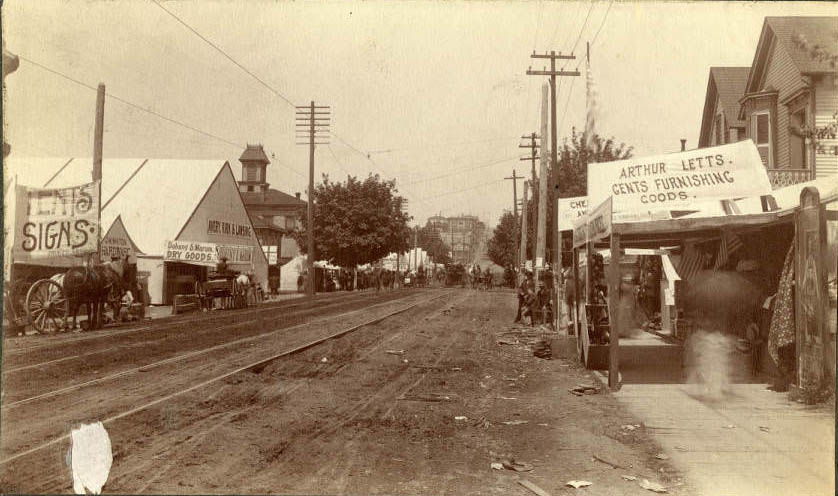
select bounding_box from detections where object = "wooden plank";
[518,479,552,496]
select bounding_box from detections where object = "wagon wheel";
[26,279,68,333]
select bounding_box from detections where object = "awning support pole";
[608,232,621,390]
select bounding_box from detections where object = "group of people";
[467,264,494,290]
[514,268,554,327]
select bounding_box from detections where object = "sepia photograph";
[1,1,836,494]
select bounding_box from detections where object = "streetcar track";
[3,290,378,355]
[2,291,430,409]
[0,290,453,467]
[2,290,409,372]
[3,346,118,374]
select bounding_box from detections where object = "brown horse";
[57,256,134,330]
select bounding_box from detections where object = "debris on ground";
[759,426,771,432]
[622,475,638,481]
[397,393,450,402]
[402,359,409,363]
[592,454,627,469]
[490,462,504,470]
[639,479,668,493]
[451,367,462,371]
[501,459,534,472]
[621,424,640,431]
[385,349,405,355]
[569,384,600,396]
[518,479,553,496]
[533,339,552,359]
[566,480,592,488]
[501,420,528,425]
[654,453,669,460]
[497,338,519,345]
[472,417,491,429]
[723,424,736,429]
[498,396,517,400]
[454,416,468,421]
[320,357,328,363]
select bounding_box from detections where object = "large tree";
[294,174,412,270]
[487,211,518,269]
[522,129,633,264]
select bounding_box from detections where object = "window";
[789,106,808,169]
[751,111,772,167]
[246,166,258,181]
[285,217,296,229]
[247,186,254,192]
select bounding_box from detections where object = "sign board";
[164,240,217,266]
[207,219,253,239]
[587,196,613,243]
[216,244,253,265]
[587,140,772,213]
[13,181,100,260]
[558,196,588,232]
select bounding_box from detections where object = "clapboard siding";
[815,77,838,178]
[763,37,808,170]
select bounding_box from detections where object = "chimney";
[295,192,301,200]
[680,139,687,152]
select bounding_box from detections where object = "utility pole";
[518,132,539,279]
[92,83,105,264]
[527,50,580,328]
[519,181,529,274]
[413,225,419,271]
[504,170,523,279]
[296,101,330,297]
[535,83,549,289]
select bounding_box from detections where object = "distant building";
[426,214,486,264]
[236,144,306,265]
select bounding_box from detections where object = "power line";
[18,55,245,150]
[150,0,296,108]
[570,1,595,55]
[557,77,577,137]
[590,0,615,46]
[414,178,505,204]
[403,156,518,186]
[365,136,519,155]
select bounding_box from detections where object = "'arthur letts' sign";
[587,140,771,212]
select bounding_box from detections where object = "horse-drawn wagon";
[4,257,135,335]
[196,270,249,310]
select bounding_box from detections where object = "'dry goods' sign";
[13,181,100,260]
[587,140,772,212]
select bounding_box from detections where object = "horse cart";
[4,265,68,334]
[196,271,249,311]
[4,259,135,335]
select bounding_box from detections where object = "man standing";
[514,271,532,323]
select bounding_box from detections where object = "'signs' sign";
[587,140,772,212]
[13,181,100,260]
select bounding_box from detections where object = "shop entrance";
[163,262,207,305]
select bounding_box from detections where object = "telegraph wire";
[570,1,595,55]
[413,178,505,204]
[18,55,245,150]
[150,0,295,108]
[404,156,518,186]
[590,0,615,46]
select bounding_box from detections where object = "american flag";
[714,231,743,270]
[678,242,710,281]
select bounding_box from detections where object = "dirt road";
[1,289,686,494]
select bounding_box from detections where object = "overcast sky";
[4,1,835,227]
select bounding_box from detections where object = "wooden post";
[92,83,105,264]
[572,246,580,337]
[608,232,621,390]
[535,83,549,289]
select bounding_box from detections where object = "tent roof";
[7,156,229,255]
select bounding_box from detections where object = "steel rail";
[0,290,453,467]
